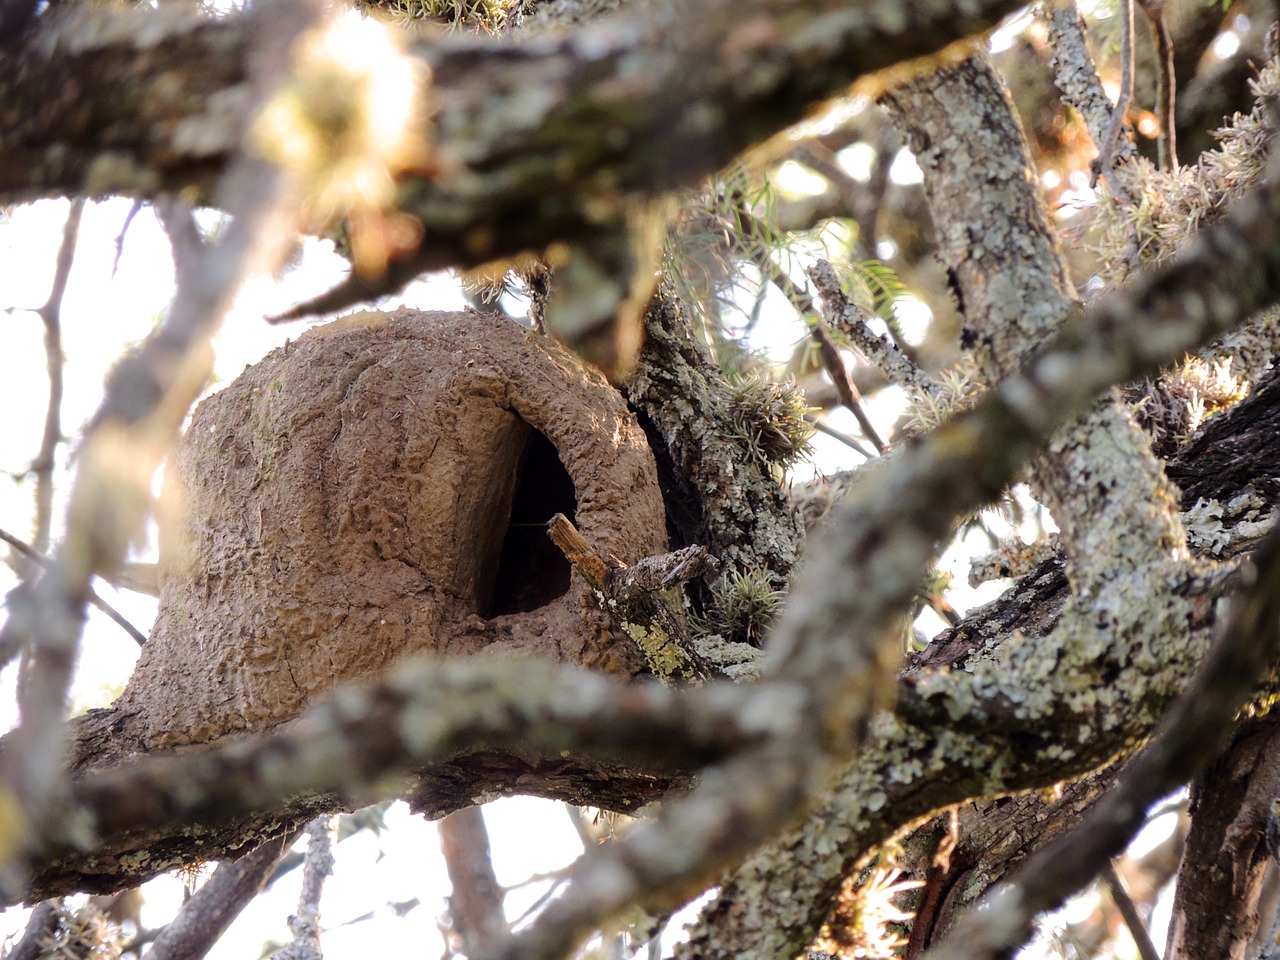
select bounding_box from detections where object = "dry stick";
[1102,862,1161,960]
[1091,0,1136,189]
[546,513,718,684]
[1137,0,1177,172]
[0,0,328,897]
[809,321,888,454]
[440,807,507,955]
[0,528,146,647]
[144,832,298,960]
[921,519,1280,960]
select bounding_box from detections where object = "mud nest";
[113,309,667,750]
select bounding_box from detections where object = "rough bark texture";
[1163,711,1280,960]
[628,284,803,598]
[108,307,665,751]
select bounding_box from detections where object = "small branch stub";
[546,514,720,684]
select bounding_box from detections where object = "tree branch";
[0,0,1028,315]
[440,808,507,955]
[144,832,297,960]
[921,516,1280,960]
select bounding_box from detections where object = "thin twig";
[725,204,894,450]
[1091,0,1136,189]
[30,199,83,562]
[110,200,145,278]
[803,415,875,459]
[809,320,888,454]
[1102,862,1161,960]
[0,528,147,647]
[1042,1,1136,205]
[808,259,935,396]
[1136,0,1176,172]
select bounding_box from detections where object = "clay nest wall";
[110,308,667,752]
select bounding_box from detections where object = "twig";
[808,259,935,397]
[145,832,297,960]
[809,321,888,454]
[1102,862,1161,960]
[0,528,147,648]
[1136,0,1177,172]
[804,415,875,459]
[266,803,392,889]
[1042,2,1137,205]
[1091,0,1136,189]
[724,203,894,450]
[272,817,337,960]
[30,199,83,563]
[440,807,507,955]
[110,200,145,278]
[920,518,1280,960]
[546,514,719,683]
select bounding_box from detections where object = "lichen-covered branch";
[922,518,1280,960]
[272,817,336,960]
[0,0,1028,304]
[808,258,936,395]
[18,657,781,902]
[1041,0,1140,204]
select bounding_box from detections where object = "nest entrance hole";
[483,425,578,618]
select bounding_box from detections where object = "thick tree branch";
[1161,710,1280,959]
[922,517,1280,960]
[13,658,778,902]
[0,0,1028,312]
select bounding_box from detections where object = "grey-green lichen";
[626,284,804,602]
[1184,490,1277,558]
